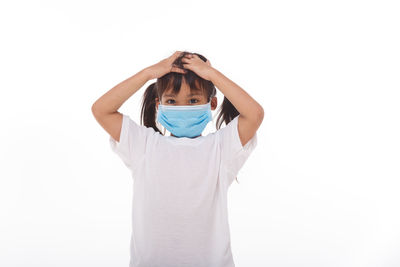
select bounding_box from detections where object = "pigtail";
[215,96,240,130]
[140,82,163,135]
[215,96,241,184]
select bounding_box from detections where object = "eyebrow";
[164,93,203,97]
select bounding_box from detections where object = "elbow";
[255,105,264,123]
[258,106,264,119]
[91,102,103,117]
[92,102,118,118]
[91,103,98,114]
[243,105,264,125]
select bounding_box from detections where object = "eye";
[190,99,199,104]
[166,99,175,104]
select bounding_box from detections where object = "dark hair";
[139,51,241,183]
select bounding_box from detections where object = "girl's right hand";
[146,51,187,80]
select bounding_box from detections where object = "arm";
[91,68,152,142]
[209,68,264,146]
[91,67,151,116]
[91,51,187,142]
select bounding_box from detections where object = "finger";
[171,66,187,73]
[171,69,186,74]
[172,51,183,58]
[171,65,183,70]
[181,57,191,63]
[182,63,191,70]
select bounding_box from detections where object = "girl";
[91,51,263,267]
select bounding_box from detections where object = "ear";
[210,96,217,110]
[155,97,160,110]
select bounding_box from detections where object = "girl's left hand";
[181,54,214,81]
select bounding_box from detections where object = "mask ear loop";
[209,97,218,132]
[155,98,167,136]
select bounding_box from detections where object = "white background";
[1,0,399,266]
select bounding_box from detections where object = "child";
[91,51,263,267]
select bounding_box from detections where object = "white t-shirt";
[109,113,258,267]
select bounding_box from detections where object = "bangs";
[163,75,206,97]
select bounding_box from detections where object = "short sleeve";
[218,115,258,183]
[109,114,156,173]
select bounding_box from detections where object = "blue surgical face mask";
[157,102,213,138]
